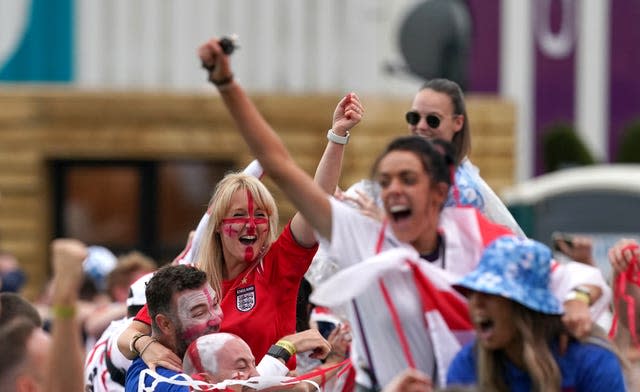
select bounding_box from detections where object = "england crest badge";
[236,285,256,312]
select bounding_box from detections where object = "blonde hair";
[194,173,278,297]
[477,302,627,392]
[477,303,562,391]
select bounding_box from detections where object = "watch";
[327,129,350,145]
[267,344,292,363]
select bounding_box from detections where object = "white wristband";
[327,129,350,145]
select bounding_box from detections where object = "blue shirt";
[125,357,189,392]
[446,340,626,391]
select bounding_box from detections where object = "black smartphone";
[317,320,338,339]
[552,232,574,252]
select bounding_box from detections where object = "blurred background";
[1,0,639,297]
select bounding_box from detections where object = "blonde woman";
[447,236,626,391]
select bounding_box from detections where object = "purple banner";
[467,0,500,93]
[609,1,640,160]
[534,0,577,174]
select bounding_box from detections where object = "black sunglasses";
[405,111,441,128]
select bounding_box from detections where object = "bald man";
[183,329,331,384]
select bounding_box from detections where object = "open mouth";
[239,235,257,245]
[389,205,412,222]
[474,315,495,339]
[479,319,494,332]
[473,316,494,333]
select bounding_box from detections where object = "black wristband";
[267,344,291,363]
[130,333,148,355]
[210,73,234,87]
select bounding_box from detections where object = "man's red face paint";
[177,285,223,345]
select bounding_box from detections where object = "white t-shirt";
[84,317,132,392]
[315,198,611,388]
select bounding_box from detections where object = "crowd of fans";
[0,36,638,392]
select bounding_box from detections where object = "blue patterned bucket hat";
[454,235,562,315]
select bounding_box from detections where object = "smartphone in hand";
[316,320,338,339]
[552,232,574,252]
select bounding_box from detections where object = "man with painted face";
[124,264,223,392]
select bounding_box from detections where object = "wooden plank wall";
[0,88,515,298]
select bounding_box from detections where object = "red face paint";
[186,341,206,374]
[243,190,256,262]
[222,223,240,237]
[220,190,269,263]
[177,286,222,345]
[181,321,219,343]
[203,285,216,308]
[244,247,254,262]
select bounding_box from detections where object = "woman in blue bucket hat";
[447,235,627,391]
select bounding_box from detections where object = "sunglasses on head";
[405,111,441,128]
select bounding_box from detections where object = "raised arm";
[289,93,364,246]
[198,37,335,240]
[48,239,88,392]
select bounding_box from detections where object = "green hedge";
[542,122,596,173]
[616,120,640,163]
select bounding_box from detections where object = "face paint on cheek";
[181,324,212,344]
[203,287,223,327]
[221,222,241,238]
[221,190,270,263]
[176,287,222,343]
[181,315,223,342]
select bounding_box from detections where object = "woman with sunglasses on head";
[447,235,627,391]
[115,92,364,373]
[198,36,612,390]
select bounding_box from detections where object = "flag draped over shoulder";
[311,247,474,387]
[311,206,515,386]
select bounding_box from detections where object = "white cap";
[126,272,155,308]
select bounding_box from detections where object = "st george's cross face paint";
[220,189,270,263]
[175,284,223,351]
